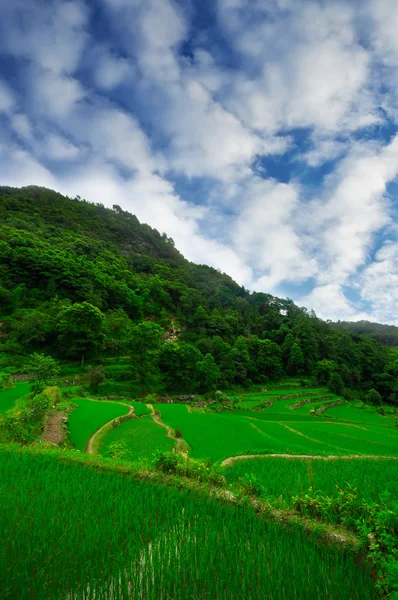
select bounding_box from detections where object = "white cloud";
[94,54,131,89]
[219,1,374,136]
[0,80,15,114]
[356,241,398,325]
[3,0,398,323]
[45,134,80,160]
[11,114,33,139]
[311,136,398,285]
[0,0,89,75]
[300,284,369,322]
[230,176,318,290]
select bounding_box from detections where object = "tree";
[366,388,382,406]
[328,372,345,396]
[128,321,164,393]
[159,342,202,392]
[287,343,305,375]
[315,360,336,384]
[256,339,283,381]
[103,308,132,354]
[57,302,104,364]
[197,353,220,392]
[29,353,60,395]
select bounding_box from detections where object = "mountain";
[0,185,396,403]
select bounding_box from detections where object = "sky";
[1,0,398,324]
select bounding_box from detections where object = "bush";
[153,450,181,473]
[153,451,226,486]
[366,388,382,406]
[1,386,60,444]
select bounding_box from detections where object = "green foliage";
[1,386,60,443]
[366,388,382,406]
[315,359,336,384]
[0,186,394,402]
[153,449,181,473]
[129,321,164,393]
[29,352,60,394]
[328,372,345,395]
[0,374,13,390]
[288,343,305,375]
[57,302,105,362]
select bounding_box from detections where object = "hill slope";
[0,185,396,403]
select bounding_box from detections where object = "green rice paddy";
[225,456,398,506]
[68,399,129,451]
[0,447,376,600]
[101,415,174,461]
[0,383,30,414]
[154,399,398,461]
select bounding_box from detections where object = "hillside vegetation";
[0,185,397,405]
[1,186,398,599]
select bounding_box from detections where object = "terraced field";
[224,456,398,506]
[0,383,30,414]
[0,447,375,600]
[325,404,394,425]
[154,388,398,462]
[101,415,174,461]
[68,399,129,451]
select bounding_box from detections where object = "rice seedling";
[0,382,30,414]
[325,404,395,425]
[101,415,174,461]
[68,398,129,451]
[154,404,276,460]
[293,422,398,456]
[0,447,376,600]
[225,456,398,506]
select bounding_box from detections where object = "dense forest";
[330,320,398,347]
[1,185,397,404]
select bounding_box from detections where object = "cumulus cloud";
[1,0,398,322]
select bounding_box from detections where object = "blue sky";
[1,0,398,323]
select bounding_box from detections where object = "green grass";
[68,399,129,451]
[0,446,376,600]
[0,383,30,414]
[101,416,173,461]
[224,456,398,506]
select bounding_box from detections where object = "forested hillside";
[330,320,398,347]
[1,185,397,404]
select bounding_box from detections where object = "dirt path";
[221,453,398,467]
[41,411,66,445]
[85,400,135,455]
[147,404,188,455]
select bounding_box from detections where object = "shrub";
[153,450,181,473]
[366,389,382,406]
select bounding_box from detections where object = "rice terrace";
[0,186,398,599]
